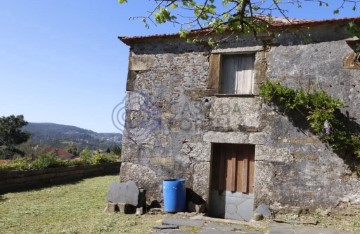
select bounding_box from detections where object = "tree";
[65,143,79,157]
[119,0,359,36]
[111,146,122,156]
[0,115,31,159]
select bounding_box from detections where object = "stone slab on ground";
[162,217,204,228]
[168,231,192,234]
[107,181,139,206]
[255,203,272,217]
[153,225,179,230]
[269,223,352,234]
[199,229,244,234]
[199,222,244,233]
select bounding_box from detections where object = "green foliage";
[65,144,79,156]
[260,81,360,167]
[347,21,360,52]
[0,151,118,171]
[111,146,122,156]
[91,153,118,165]
[118,0,359,41]
[30,153,67,170]
[79,148,118,165]
[0,157,31,170]
[0,115,30,159]
[79,148,93,163]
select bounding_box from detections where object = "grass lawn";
[0,175,168,234]
[2,175,359,233]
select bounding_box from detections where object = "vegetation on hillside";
[0,115,122,171]
[23,122,122,152]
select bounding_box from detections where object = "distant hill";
[23,122,122,150]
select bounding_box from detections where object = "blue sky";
[0,1,358,133]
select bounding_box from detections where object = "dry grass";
[274,211,360,233]
[0,175,169,234]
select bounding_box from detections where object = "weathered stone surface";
[269,223,340,234]
[255,204,272,217]
[192,162,210,201]
[209,97,262,131]
[162,217,204,227]
[120,162,160,201]
[129,55,155,71]
[107,181,139,206]
[255,145,292,163]
[120,24,360,215]
[153,225,179,230]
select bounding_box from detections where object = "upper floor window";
[220,54,255,95]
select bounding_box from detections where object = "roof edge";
[119,17,360,46]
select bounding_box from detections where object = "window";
[220,54,255,94]
[207,53,256,95]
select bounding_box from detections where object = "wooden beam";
[242,155,249,193]
[230,156,237,192]
[207,54,221,91]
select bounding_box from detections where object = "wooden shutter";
[208,54,221,91]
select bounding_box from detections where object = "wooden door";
[209,143,255,221]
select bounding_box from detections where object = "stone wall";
[0,162,121,194]
[120,23,360,212]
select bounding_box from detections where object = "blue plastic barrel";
[163,179,186,212]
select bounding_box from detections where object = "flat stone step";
[162,217,204,228]
[168,231,192,234]
[269,223,344,234]
[153,224,179,230]
[199,222,244,233]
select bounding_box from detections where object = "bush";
[90,153,118,165]
[30,153,66,170]
[79,148,93,163]
[0,157,30,170]
[0,150,119,171]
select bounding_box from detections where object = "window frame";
[219,53,256,95]
[208,50,264,97]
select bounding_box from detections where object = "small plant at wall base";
[260,81,360,171]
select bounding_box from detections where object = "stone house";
[119,17,360,221]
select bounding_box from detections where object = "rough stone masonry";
[119,18,360,214]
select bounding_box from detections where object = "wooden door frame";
[208,143,256,219]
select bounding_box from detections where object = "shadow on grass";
[0,195,7,202]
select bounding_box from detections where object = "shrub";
[0,150,119,171]
[30,153,66,170]
[91,153,118,165]
[79,148,93,163]
[0,157,30,170]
